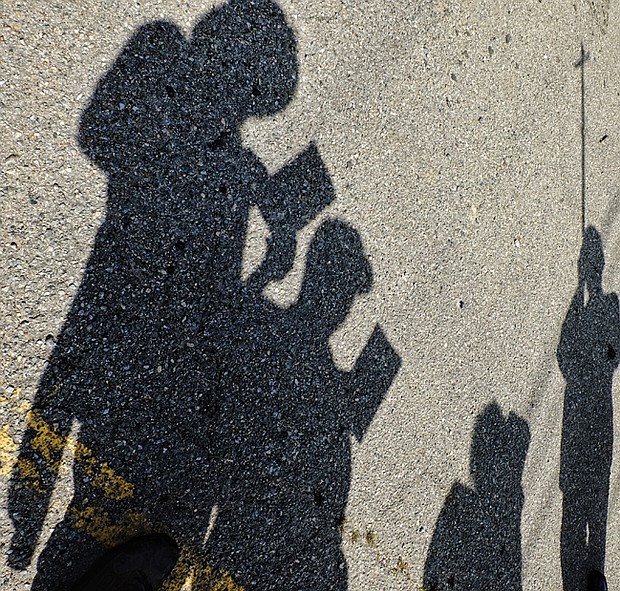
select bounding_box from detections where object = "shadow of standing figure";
[204,219,401,590]
[423,402,530,591]
[558,226,620,591]
[7,1,348,589]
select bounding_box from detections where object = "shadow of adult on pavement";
[558,225,620,591]
[7,1,401,590]
[423,402,530,591]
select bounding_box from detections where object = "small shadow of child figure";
[205,218,402,591]
[423,403,530,591]
[8,1,335,590]
[558,226,620,591]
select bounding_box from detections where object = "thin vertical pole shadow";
[423,402,530,591]
[576,43,589,236]
[558,226,620,591]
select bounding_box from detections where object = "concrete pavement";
[3,0,620,589]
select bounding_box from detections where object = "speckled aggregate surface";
[3,0,620,590]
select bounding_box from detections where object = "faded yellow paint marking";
[193,563,244,591]
[0,387,133,501]
[26,410,65,473]
[165,548,244,591]
[2,387,245,591]
[19,410,135,501]
[0,425,19,477]
[15,399,32,413]
[161,549,194,591]
[66,437,135,501]
[67,506,151,547]
[66,507,243,591]
[9,387,22,399]
[92,462,135,501]
[14,457,44,493]
[70,439,99,474]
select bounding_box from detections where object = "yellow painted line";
[66,506,150,547]
[1,387,133,501]
[162,548,244,591]
[0,425,19,477]
[64,506,243,591]
[1,388,415,588]
[1,386,243,590]
[16,409,135,502]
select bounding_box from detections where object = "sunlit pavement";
[2,1,620,590]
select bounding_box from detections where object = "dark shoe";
[70,534,179,591]
[587,570,608,591]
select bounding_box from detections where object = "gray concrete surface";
[2,0,620,589]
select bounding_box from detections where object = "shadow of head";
[298,219,373,333]
[470,402,531,497]
[580,225,605,296]
[191,0,298,126]
[78,0,298,172]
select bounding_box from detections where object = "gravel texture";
[3,0,620,590]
